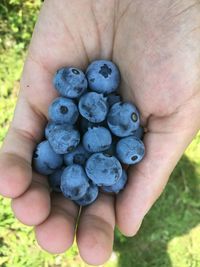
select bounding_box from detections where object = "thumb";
[116,95,200,236]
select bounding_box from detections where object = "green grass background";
[0,1,200,266]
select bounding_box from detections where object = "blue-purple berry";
[116,136,145,164]
[107,101,140,137]
[53,67,88,98]
[86,60,120,95]
[78,92,108,123]
[63,144,90,166]
[61,164,89,200]
[48,126,80,154]
[48,97,79,124]
[85,153,122,186]
[102,169,127,193]
[45,122,73,139]
[83,126,112,153]
[33,140,63,175]
[48,167,65,192]
[75,182,99,206]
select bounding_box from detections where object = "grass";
[0,1,200,266]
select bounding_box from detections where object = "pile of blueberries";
[33,60,145,206]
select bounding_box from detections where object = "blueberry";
[61,164,89,200]
[132,125,144,139]
[53,67,88,98]
[48,97,79,124]
[85,153,122,186]
[116,136,145,164]
[48,167,65,192]
[83,126,112,152]
[102,169,127,193]
[78,92,108,123]
[48,126,80,154]
[64,144,91,166]
[107,93,121,107]
[86,60,120,94]
[45,122,59,139]
[107,101,140,137]
[45,121,73,139]
[80,117,107,134]
[33,140,63,175]
[75,182,99,206]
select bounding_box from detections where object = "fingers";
[0,91,46,198]
[0,152,32,198]
[33,191,115,262]
[35,193,79,254]
[0,55,54,200]
[0,127,35,198]
[11,172,50,226]
[116,129,193,236]
[77,193,115,265]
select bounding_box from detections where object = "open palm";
[0,0,200,265]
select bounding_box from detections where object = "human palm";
[0,0,200,265]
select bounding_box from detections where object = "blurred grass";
[0,1,200,267]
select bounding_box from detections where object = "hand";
[0,0,200,265]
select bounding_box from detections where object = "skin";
[0,0,200,265]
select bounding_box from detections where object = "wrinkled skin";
[0,0,200,265]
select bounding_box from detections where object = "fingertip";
[116,178,148,238]
[77,193,115,265]
[0,154,32,198]
[11,182,51,226]
[34,195,79,254]
[116,217,143,237]
[35,210,75,254]
[77,218,114,266]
